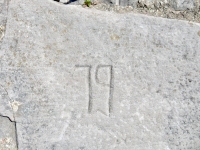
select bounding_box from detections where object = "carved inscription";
[76,65,114,116]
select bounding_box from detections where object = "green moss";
[84,0,91,7]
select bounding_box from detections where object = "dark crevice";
[15,121,19,150]
[53,0,78,5]
[64,0,78,5]
[0,114,14,122]
[0,115,19,149]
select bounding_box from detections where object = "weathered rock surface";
[0,0,200,149]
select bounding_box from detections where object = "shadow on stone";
[64,0,78,5]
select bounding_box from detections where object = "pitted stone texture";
[0,0,200,149]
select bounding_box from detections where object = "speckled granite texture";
[0,0,200,149]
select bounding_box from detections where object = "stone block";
[0,0,200,149]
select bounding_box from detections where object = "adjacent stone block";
[0,116,17,150]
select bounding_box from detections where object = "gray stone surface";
[0,0,200,149]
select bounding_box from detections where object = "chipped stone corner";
[0,115,18,150]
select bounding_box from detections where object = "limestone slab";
[0,0,200,149]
